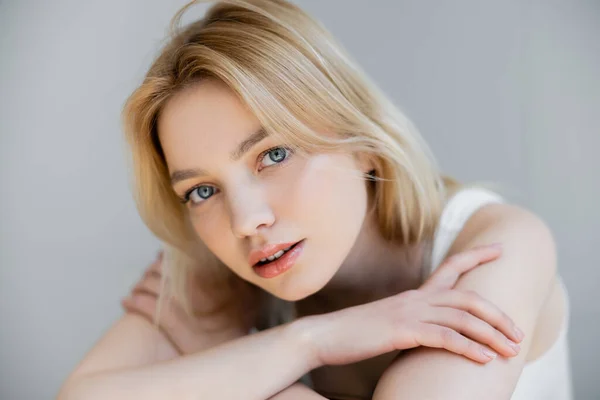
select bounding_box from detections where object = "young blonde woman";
[58,1,572,399]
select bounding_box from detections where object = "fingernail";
[489,242,503,249]
[514,326,525,341]
[482,348,497,359]
[507,340,521,353]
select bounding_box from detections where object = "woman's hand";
[299,243,524,368]
[120,251,252,355]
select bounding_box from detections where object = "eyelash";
[180,146,294,206]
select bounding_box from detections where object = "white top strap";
[430,187,504,274]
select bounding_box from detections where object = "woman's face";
[158,80,370,301]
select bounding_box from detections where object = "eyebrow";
[169,127,269,186]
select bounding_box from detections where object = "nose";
[227,184,275,239]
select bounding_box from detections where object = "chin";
[271,268,334,302]
[275,288,317,302]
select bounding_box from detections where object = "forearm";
[267,382,327,400]
[59,321,316,400]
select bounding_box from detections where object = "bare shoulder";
[449,201,557,279]
[451,201,556,250]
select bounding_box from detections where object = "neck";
[297,208,428,315]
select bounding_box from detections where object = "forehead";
[157,80,262,169]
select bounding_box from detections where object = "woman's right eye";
[185,185,218,205]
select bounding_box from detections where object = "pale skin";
[58,80,565,399]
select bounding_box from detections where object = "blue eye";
[185,185,217,205]
[181,146,292,207]
[260,147,290,168]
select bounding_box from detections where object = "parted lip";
[248,240,302,267]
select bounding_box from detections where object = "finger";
[148,256,164,274]
[430,290,524,343]
[144,268,163,280]
[415,323,498,364]
[421,244,502,292]
[131,273,164,297]
[121,293,187,354]
[424,307,520,358]
[121,292,159,320]
[121,291,187,331]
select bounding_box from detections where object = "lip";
[252,240,305,279]
[248,240,302,267]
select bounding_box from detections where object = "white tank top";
[430,187,573,399]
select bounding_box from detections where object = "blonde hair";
[122,0,462,331]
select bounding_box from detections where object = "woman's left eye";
[259,147,291,169]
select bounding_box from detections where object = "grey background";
[1,0,598,398]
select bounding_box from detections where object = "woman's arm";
[373,203,558,400]
[59,253,324,400]
[58,314,317,400]
[269,383,328,399]
[59,242,522,400]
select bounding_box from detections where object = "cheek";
[190,207,238,267]
[288,154,368,239]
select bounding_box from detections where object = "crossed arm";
[269,203,557,400]
[276,204,557,400]
[372,203,557,399]
[63,203,556,400]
